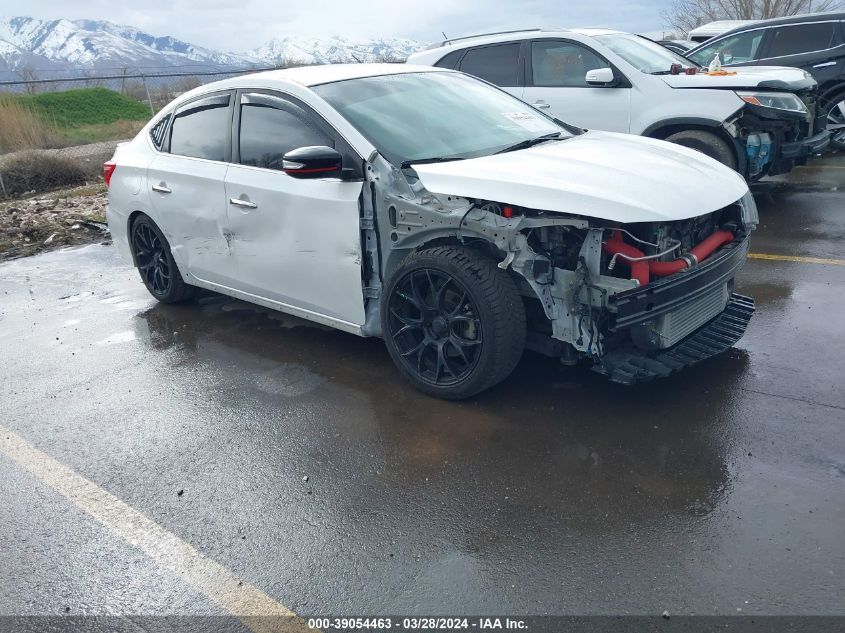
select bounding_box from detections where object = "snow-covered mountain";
[0,16,427,82]
[0,16,256,74]
[252,35,425,65]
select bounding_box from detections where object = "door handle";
[813,61,836,68]
[151,184,171,194]
[531,101,551,109]
[229,197,258,209]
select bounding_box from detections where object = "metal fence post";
[0,169,7,199]
[138,70,155,116]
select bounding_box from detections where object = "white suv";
[106,64,758,399]
[408,28,830,181]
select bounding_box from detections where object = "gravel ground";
[0,139,127,167]
[0,184,110,261]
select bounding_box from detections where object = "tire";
[665,129,738,171]
[381,246,526,400]
[130,214,194,303]
[822,88,845,150]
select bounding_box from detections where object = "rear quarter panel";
[106,136,155,264]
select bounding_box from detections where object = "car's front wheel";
[131,214,194,303]
[665,129,738,171]
[382,246,526,399]
[823,87,845,150]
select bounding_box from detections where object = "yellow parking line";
[0,425,312,633]
[749,253,845,266]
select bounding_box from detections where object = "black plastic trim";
[594,293,755,385]
[641,117,724,137]
[781,128,832,157]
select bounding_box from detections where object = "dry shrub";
[0,98,57,152]
[0,152,88,196]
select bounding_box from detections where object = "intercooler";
[643,283,730,349]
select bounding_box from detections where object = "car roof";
[701,10,845,40]
[688,20,759,37]
[231,63,444,87]
[419,27,623,52]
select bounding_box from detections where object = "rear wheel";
[131,214,194,303]
[382,246,526,400]
[665,129,738,171]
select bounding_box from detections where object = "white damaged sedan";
[106,64,757,399]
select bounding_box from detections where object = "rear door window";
[169,93,231,161]
[765,22,839,57]
[458,43,522,87]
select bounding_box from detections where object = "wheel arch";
[126,210,148,266]
[382,229,505,283]
[819,81,845,111]
[644,120,743,174]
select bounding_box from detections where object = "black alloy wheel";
[381,246,526,399]
[133,221,171,296]
[387,268,482,387]
[130,214,194,303]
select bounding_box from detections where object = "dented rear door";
[146,91,236,287]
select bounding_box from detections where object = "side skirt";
[186,276,366,337]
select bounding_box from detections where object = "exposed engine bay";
[366,157,759,384]
[726,86,829,179]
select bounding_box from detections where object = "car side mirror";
[282,146,342,179]
[585,68,615,86]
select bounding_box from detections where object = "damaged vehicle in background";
[409,29,830,181]
[106,65,758,399]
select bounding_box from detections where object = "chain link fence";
[0,65,286,111]
[0,66,290,198]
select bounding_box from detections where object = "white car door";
[146,92,235,285]
[521,39,632,133]
[223,91,366,328]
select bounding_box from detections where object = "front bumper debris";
[593,293,755,385]
[781,129,832,159]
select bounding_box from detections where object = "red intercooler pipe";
[602,228,735,286]
[602,230,650,286]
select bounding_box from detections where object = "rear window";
[169,94,230,161]
[766,23,839,57]
[434,49,464,70]
[148,113,171,150]
[458,43,522,87]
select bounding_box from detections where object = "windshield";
[686,31,765,67]
[313,71,568,166]
[594,34,697,73]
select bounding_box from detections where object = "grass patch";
[20,87,151,129]
[0,87,151,148]
[0,98,57,152]
[56,119,147,145]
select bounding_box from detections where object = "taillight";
[103,161,116,187]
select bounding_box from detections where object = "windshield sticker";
[503,111,549,132]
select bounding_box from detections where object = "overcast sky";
[12,0,676,51]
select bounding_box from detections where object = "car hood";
[412,131,749,223]
[660,65,816,91]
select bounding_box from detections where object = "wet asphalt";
[0,153,843,619]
